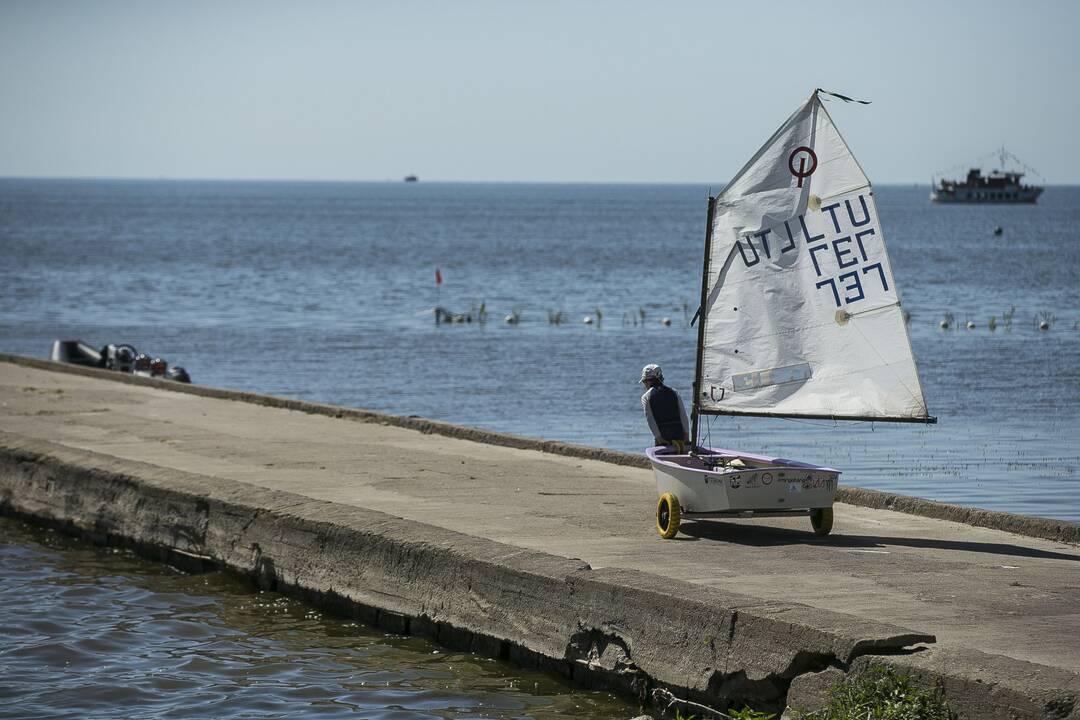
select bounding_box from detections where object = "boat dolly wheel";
[656,492,681,539]
[810,507,834,536]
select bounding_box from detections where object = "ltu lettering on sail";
[735,215,817,265]
[732,191,892,308]
[819,194,872,232]
[735,191,878,267]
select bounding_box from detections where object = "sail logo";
[788,146,817,188]
[733,191,892,309]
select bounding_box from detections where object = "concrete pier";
[1,355,1078,718]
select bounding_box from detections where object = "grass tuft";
[812,664,953,720]
[728,707,776,719]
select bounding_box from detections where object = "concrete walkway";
[2,359,1079,713]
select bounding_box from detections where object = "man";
[639,363,690,450]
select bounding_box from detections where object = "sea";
[0,515,634,719]
[1,178,1078,717]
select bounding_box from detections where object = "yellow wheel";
[811,507,834,536]
[656,492,681,539]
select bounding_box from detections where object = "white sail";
[697,91,931,422]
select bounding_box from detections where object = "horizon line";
[1,174,1076,187]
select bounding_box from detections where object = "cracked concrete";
[1,357,1079,717]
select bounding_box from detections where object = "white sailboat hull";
[647,446,839,516]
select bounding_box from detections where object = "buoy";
[966,321,976,330]
[661,317,672,326]
[939,320,950,330]
[1039,320,1050,331]
[504,314,518,325]
[583,316,594,325]
[993,226,1004,236]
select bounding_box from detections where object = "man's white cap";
[639,363,663,383]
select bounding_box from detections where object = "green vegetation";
[672,665,950,720]
[813,664,953,720]
[727,707,776,720]
[673,705,774,720]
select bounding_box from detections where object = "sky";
[1,0,1078,184]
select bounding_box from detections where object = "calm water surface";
[2,179,1078,520]
[0,516,635,720]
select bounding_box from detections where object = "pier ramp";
[1,356,1078,718]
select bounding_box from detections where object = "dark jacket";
[642,383,689,443]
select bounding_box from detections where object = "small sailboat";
[651,89,935,539]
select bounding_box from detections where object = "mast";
[690,195,717,451]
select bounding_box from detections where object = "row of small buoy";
[435,305,690,327]
[914,309,1077,332]
[436,306,1077,331]
[548,307,689,327]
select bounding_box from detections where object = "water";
[0,516,635,719]
[2,178,1078,520]
[1,179,1078,718]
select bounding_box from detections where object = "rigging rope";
[1000,148,1046,183]
[932,147,1043,183]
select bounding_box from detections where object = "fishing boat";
[651,89,935,540]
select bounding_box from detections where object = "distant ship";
[404,175,418,182]
[931,148,1043,204]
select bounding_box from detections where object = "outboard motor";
[104,344,138,373]
[50,340,103,367]
[133,353,152,377]
[166,366,191,383]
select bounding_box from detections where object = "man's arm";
[642,390,663,443]
[676,390,690,441]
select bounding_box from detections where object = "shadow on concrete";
[679,519,1080,562]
